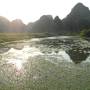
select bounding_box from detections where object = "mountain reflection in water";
[67,47,90,63]
[0,36,90,64]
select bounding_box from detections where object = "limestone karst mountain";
[0,2,90,35]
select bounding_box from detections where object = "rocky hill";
[0,2,90,35]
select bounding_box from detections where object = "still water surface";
[0,36,90,90]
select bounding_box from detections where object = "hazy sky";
[0,0,89,24]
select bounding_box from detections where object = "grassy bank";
[0,33,54,43]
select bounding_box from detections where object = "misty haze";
[0,1,90,90]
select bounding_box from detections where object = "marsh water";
[0,36,90,90]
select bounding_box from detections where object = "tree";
[80,29,90,37]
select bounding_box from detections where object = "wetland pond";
[0,36,90,90]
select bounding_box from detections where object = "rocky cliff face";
[10,19,26,32]
[27,3,90,34]
[62,3,90,33]
[0,16,10,32]
[27,15,54,33]
[26,15,63,34]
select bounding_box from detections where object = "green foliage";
[80,29,90,37]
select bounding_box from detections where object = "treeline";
[0,3,90,37]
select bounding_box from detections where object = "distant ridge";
[27,2,90,34]
[62,2,90,33]
[0,2,90,35]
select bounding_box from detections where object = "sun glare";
[7,59,23,71]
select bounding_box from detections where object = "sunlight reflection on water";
[7,59,24,71]
[0,44,73,73]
